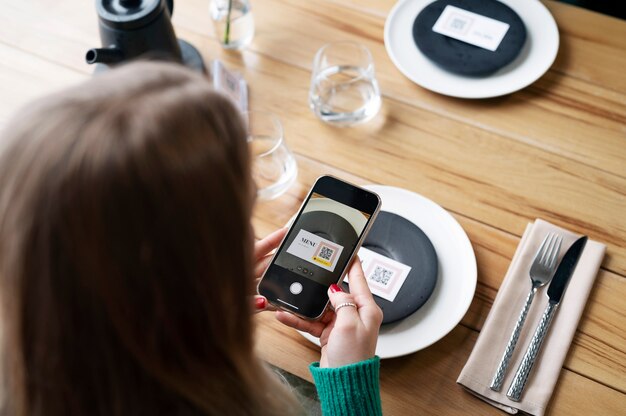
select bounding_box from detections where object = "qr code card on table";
[345,247,412,302]
[211,60,248,112]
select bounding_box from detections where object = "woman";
[0,62,383,415]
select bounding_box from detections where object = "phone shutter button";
[289,282,303,295]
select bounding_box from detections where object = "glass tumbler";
[245,112,297,200]
[309,41,382,126]
[210,0,255,50]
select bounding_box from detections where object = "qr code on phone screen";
[369,265,395,286]
[318,246,334,261]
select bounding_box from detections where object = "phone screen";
[259,176,380,319]
[275,192,371,286]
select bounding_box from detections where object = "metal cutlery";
[507,236,588,401]
[490,233,563,392]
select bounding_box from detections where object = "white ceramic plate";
[300,185,477,358]
[384,0,559,98]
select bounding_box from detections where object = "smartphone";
[258,175,381,320]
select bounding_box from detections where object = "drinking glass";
[245,112,297,200]
[309,42,382,126]
[210,0,255,50]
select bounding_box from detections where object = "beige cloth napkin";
[457,219,605,415]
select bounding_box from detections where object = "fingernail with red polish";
[255,297,266,310]
[330,284,343,293]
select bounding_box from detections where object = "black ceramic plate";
[343,211,438,324]
[412,0,527,76]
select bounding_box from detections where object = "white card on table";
[345,246,412,302]
[432,5,510,52]
[211,60,248,112]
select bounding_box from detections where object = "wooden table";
[0,1,624,414]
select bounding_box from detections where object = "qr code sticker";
[450,18,466,30]
[446,14,472,34]
[369,265,395,286]
[318,246,334,261]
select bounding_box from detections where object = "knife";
[506,236,587,402]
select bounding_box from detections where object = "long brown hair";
[0,62,298,415]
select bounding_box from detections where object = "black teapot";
[86,0,205,72]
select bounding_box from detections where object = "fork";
[489,232,562,392]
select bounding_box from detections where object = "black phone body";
[258,175,381,320]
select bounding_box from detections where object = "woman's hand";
[275,259,383,368]
[252,227,288,313]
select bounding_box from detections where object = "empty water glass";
[245,112,297,200]
[210,0,255,50]
[309,42,381,126]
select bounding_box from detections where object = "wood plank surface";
[172,26,626,275]
[179,1,626,273]
[0,0,624,414]
[176,0,626,175]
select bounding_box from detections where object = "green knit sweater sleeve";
[309,356,382,416]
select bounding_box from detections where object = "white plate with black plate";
[300,185,477,358]
[384,0,559,98]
